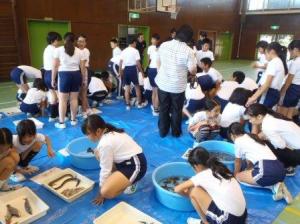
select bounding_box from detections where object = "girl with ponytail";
[52,32,86,129]
[247,42,287,108]
[228,122,293,204]
[174,147,247,224]
[81,114,147,205]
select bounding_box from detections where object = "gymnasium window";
[247,0,300,11]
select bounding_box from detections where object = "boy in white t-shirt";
[119,36,146,110]
[196,38,215,66]
[252,41,268,83]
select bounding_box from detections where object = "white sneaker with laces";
[187,217,202,224]
[48,117,57,122]
[126,105,131,111]
[10,172,26,182]
[124,183,138,195]
[55,122,66,129]
[70,120,78,126]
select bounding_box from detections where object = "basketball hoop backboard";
[156,0,177,13]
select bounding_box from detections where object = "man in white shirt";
[155,25,197,137]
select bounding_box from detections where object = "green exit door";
[215,32,233,60]
[28,20,71,68]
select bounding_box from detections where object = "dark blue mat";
[0,101,299,224]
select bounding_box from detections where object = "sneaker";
[124,183,138,195]
[55,122,66,129]
[10,172,26,183]
[116,96,124,100]
[126,105,131,111]
[187,217,202,224]
[282,183,293,204]
[152,110,159,116]
[137,102,147,109]
[272,182,284,201]
[48,117,57,122]
[70,120,78,126]
[286,167,296,176]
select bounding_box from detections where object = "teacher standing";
[155,25,197,138]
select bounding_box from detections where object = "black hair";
[17,119,37,143]
[229,88,252,106]
[100,71,110,81]
[152,33,160,40]
[188,75,198,89]
[170,28,176,34]
[267,42,288,74]
[204,98,220,111]
[188,147,233,181]
[199,31,207,37]
[128,35,137,45]
[77,33,87,41]
[64,32,75,56]
[0,128,13,147]
[202,38,211,45]
[200,57,212,67]
[47,31,62,45]
[175,24,194,43]
[256,40,268,50]
[33,78,47,91]
[110,38,118,44]
[137,33,143,38]
[245,103,291,121]
[232,71,245,84]
[289,40,300,50]
[82,114,124,135]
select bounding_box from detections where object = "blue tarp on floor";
[0,101,299,224]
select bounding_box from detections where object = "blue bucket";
[66,137,99,170]
[196,140,235,171]
[152,162,195,212]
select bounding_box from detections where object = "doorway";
[215,32,233,60]
[27,20,71,68]
[118,24,150,68]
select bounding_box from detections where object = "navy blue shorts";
[107,61,119,77]
[282,84,300,107]
[197,75,215,92]
[184,98,206,114]
[115,153,147,184]
[206,201,247,224]
[148,68,157,88]
[10,67,25,84]
[58,71,82,93]
[124,65,139,86]
[260,88,280,108]
[20,103,40,115]
[214,96,228,113]
[252,160,285,187]
[44,70,57,90]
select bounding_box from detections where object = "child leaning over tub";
[81,115,147,205]
[0,128,22,192]
[174,147,247,224]
[228,122,293,204]
[188,99,221,143]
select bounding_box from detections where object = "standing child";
[183,76,205,120]
[20,78,47,117]
[43,32,62,121]
[108,38,122,99]
[81,115,147,205]
[188,99,221,143]
[11,119,55,182]
[119,36,146,110]
[280,40,300,119]
[252,41,269,83]
[220,88,252,139]
[0,128,21,191]
[147,33,160,116]
[228,122,293,204]
[174,147,247,224]
[10,65,42,96]
[77,34,92,118]
[247,42,287,108]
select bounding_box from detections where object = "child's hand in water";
[93,192,105,205]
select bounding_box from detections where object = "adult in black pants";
[155,25,197,137]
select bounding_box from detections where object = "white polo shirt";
[120,46,140,68]
[88,77,107,95]
[43,45,56,71]
[13,134,46,154]
[18,66,42,79]
[260,57,285,90]
[23,88,47,105]
[80,48,90,67]
[239,77,258,91]
[155,40,197,93]
[220,103,246,128]
[196,50,215,65]
[147,45,158,69]
[53,46,85,72]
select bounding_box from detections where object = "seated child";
[188,99,221,143]
[183,76,206,119]
[11,119,55,182]
[220,88,252,139]
[236,71,258,92]
[0,128,21,191]
[174,147,247,224]
[88,72,108,108]
[81,115,147,205]
[228,122,293,204]
[20,78,47,116]
[196,38,215,63]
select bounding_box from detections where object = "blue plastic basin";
[196,140,235,171]
[66,137,99,170]
[152,162,195,212]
